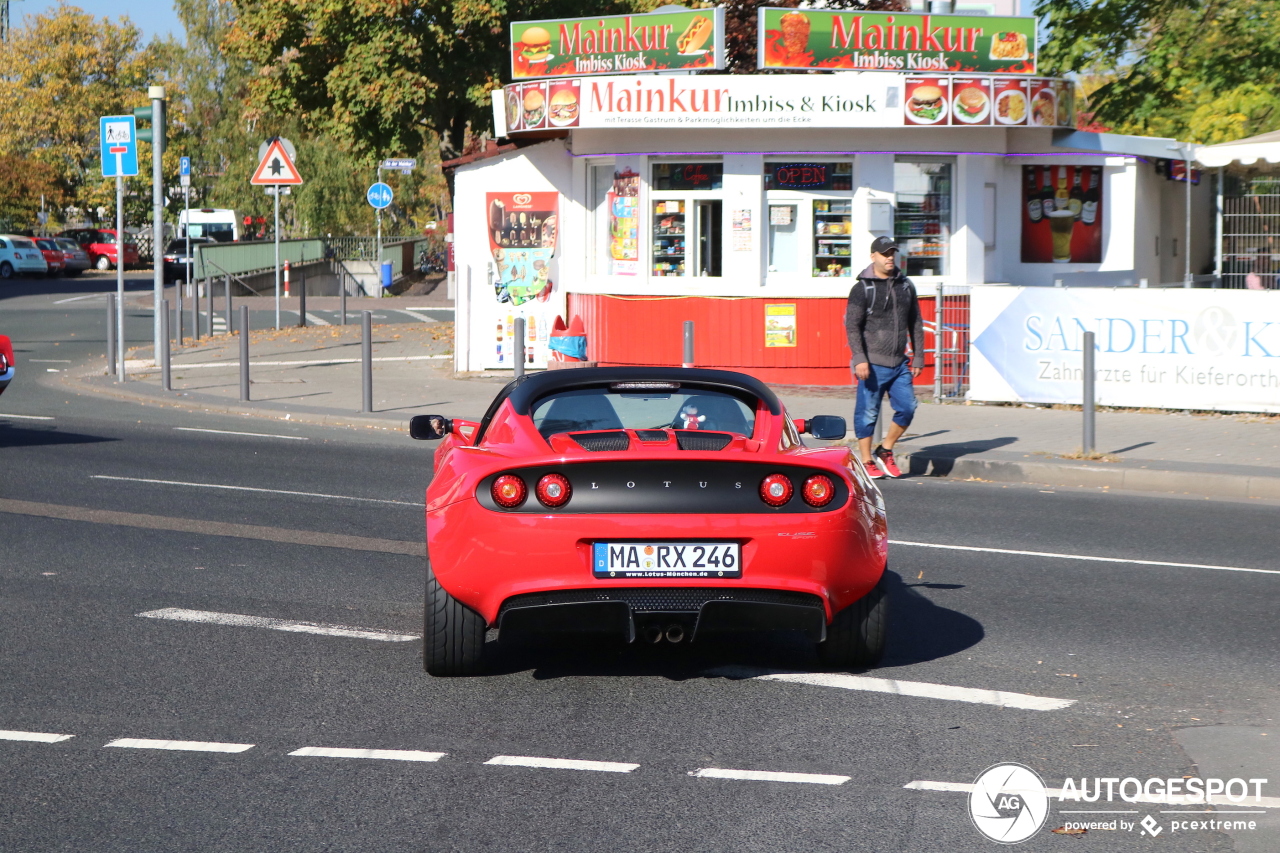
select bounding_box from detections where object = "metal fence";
[1220,173,1280,290]
[929,284,970,401]
[193,238,325,280]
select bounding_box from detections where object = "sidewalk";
[64,304,1279,501]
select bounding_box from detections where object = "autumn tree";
[0,3,172,227]
[1037,0,1280,143]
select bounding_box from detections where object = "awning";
[1194,130,1280,167]
[1051,129,1187,160]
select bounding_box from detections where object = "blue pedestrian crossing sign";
[100,115,139,178]
[367,182,393,209]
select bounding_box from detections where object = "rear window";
[56,239,78,250]
[36,239,57,250]
[13,238,36,249]
[530,386,756,439]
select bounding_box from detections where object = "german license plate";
[592,542,741,579]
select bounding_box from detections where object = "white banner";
[968,286,1280,413]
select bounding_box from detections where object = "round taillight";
[760,473,793,507]
[536,473,572,508]
[491,474,527,508]
[802,474,836,507]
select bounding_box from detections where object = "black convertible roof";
[474,367,783,444]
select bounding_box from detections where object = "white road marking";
[304,313,331,326]
[691,768,850,785]
[28,359,72,363]
[91,475,425,507]
[891,540,1279,576]
[105,738,253,753]
[53,294,107,304]
[0,729,74,743]
[714,669,1074,711]
[138,608,420,642]
[905,780,1280,809]
[485,755,639,773]
[174,427,307,440]
[289,747,446,762]
[0,413,55,420]
[395,309,445,324]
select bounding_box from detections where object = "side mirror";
[409,414,452,441]
[806,415,847,441]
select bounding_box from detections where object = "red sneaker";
[863,458,885,479]
[873,445,903,478]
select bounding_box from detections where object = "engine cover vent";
[571,431,631,452]
[675,431,733,451]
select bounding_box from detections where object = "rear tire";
[818,574,888,669]
[95,256,111,271]
[0,262,12,280]
[423,561,486,676]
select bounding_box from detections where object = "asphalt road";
[2,276,1277,851]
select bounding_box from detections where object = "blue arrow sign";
[180,156,191,176]
[100,115,139,178]
[367,182,394,209]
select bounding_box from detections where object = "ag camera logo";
[969,763,1050,844]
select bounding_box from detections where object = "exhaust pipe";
[664,623,685,644]
[642,624,664,644]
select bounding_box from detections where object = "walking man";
[845,236,924,478]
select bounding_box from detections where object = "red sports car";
[412,367,889,676]
[0,334,13,397]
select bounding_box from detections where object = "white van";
[179,208,240,243]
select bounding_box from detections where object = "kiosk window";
[894,160,952,277]
[768,205,799,273]
[652,162,723,191]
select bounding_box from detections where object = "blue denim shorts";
[853,360,917,440]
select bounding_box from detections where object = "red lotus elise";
[411,367,889,676]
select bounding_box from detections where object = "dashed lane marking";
[690,768,850,785]
[138,608,420,642]
[53,294,107,304]
[0,497,425,556]
[891,540,1279,576]
[0,413,55,420]
[92,475,425,507]
[484,755,640,773]
[148,355,450,371]
[289,747,446,762]
[0,729,74,743]
[105,738,254,753]
[712,668,1075,711]
[174,427,307,440]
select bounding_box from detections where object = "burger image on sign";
[519,26,552,64]
[951,78,991,125]
[548,83,580,128]
[522,84,547,129]
[904,78,949,126]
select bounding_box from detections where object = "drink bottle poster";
[1020,165,1102,264]
[486,192,559,304]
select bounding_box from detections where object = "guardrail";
[193,238,325,280]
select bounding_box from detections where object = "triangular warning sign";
[250,138,303,185]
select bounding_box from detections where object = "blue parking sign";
[100,115,139,178]
[367,182,393,209]
[180,156,191,176]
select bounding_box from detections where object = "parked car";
[410,366,888,676]
[0,235,50,278]
[0,334,13,397]
[58,228,140,271]
[34,239,66,277]
[54,238,91,275]
[162,237,214,282]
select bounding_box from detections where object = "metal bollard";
[513,317,525,378]
[239,305,250,402]
[361,311,373,413]
[934,283,944,402]
[225,278,233,334]
[175,274,184,347]
[207,275,215,337]
[106,293,118,380]
[161,299,171,391]
[298,266,307,327]
[1082,330,1096,454]
[682,320,694,368]
[191,280,199,341]
[339,270,348,325]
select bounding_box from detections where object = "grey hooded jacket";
[844,265,925,370]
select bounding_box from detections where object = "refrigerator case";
[812,199,853,277]
[652,200,686,277]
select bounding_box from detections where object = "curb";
[58,368,413,433]
[902,452,1280,501]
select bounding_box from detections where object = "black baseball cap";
[871,236,899,255]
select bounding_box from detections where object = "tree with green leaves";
[1037,0,1280,142]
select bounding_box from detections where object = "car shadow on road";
[0,423,118,448]
[482,569,983,679]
